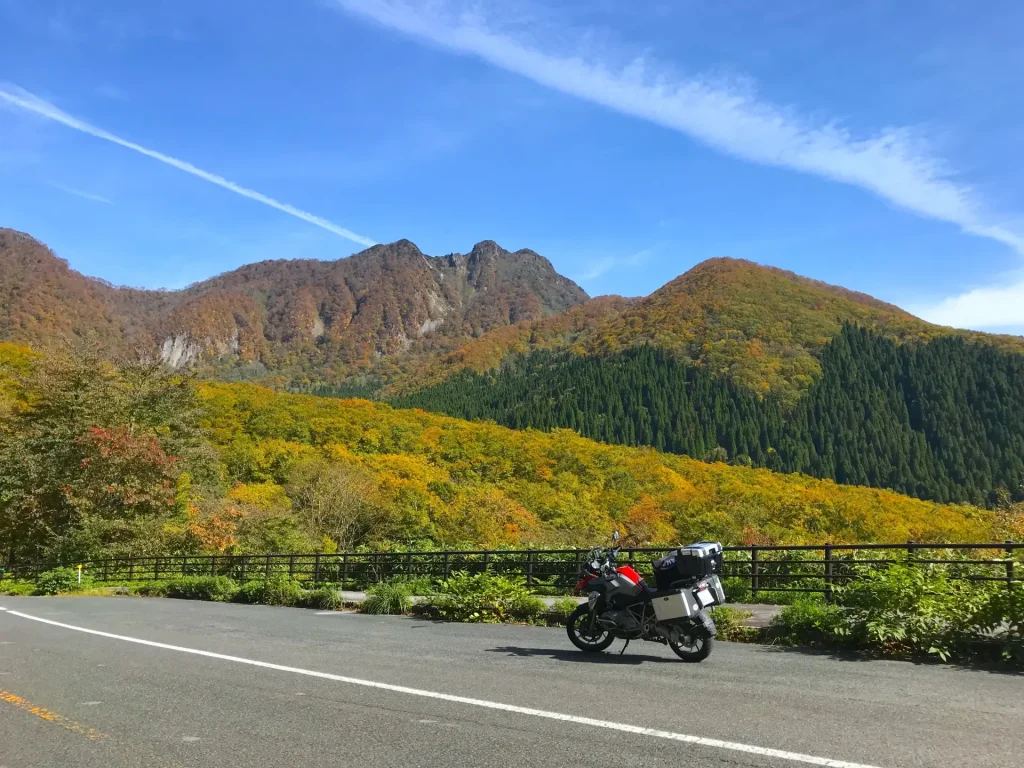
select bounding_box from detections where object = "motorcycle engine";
[597,609,640,633]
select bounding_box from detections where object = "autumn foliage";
[0,343,1001,564]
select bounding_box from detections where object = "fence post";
[289,554,296,580]
[154,557,161,581]
[313,553,321,585]
[443,551,450,580]
[128,556,134,582]
[240,555,248,582]
[824,543,834,605]
[182,556,187,577]
[483,551,490,573]
[265,555,271,579]
[211,556,216,577]
[1007,541,1015,592]
[751,545,759,599]
[342,552,349,590]
[406,551,413,581]
[527,550,534,588]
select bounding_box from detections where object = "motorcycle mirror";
[612,530,620,542]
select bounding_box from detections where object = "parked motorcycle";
[566,533,726,662]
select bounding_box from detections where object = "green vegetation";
[395,326,1024,508]
[548,596,580,622]
[771,565,1024,666]
[234,576,305,606]
[708,606,758,642]
[426,571,547,623]
[362,580,414,615]
[302,585,344,611]
[162,576,238,602]
[0,581,37,596]
[35,567,92,595]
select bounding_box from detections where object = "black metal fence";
[3,542,1020,602]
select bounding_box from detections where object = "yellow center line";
[0,689,107,741]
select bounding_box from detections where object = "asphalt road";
[0,597,1020,768]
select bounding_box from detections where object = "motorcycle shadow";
[487,645,678,665]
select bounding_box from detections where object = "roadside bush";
[362,581,413,615]
[838,563,975,662]
[709,606,757,642]
[235,576,304,606]
[133,580,171,597]
[770,564,1024,667]
[428,571,545,623]
[548,596,579,623]
[968,584,1024,664]
[772,600,850,647]
[35,567,92,595]
[300,586,344,611]
[163,576,238,603]
[0,581,37,596]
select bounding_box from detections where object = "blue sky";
[1,1,1023,333]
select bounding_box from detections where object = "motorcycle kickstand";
[619,639,630,655]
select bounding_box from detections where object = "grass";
[0,581,39,596]
[362,581,413,615]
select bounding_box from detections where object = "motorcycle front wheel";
[669,633,714,662]
[566,605,615,653]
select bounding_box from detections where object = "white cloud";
[913,274,1024,330]
[46,181,112,204]
[0,85,376,248]
[574,248,651,283]
[334,0,1024,254]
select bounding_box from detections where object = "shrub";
[508,594,547,624]
[772,564,1024,666]
[0,581,37,596]
[548,596,580,622]
[362,581,413,615]
[164,576,238,602]
[36,567,92,595]
[235,576,304,606]
[773,600,850,647]
[968,584,1024,664]
[428,571,544,623]
[709,606,757,641]
[838,563,973,661]
[133,580,171,597]
[300,586,343,611]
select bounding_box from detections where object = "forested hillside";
[398,256,1024,405]
[394,326,1024,507]
[0,229,586,386]
[0,343,1001,565]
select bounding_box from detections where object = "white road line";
[0,607,882,768]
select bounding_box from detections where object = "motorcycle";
[566,532,726,662]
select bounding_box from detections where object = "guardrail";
[3,542,1020,602]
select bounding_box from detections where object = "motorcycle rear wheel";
[669,633,714,662]
[566,605,615,653]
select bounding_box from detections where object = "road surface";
[0,597,1020,768]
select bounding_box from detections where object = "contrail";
[0,85,376,247]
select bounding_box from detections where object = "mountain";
[394,256,1024,405]
[383,295,635,396]
[391,261,1024,508]
[0,229,587,383]
[394,326,1024,506]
